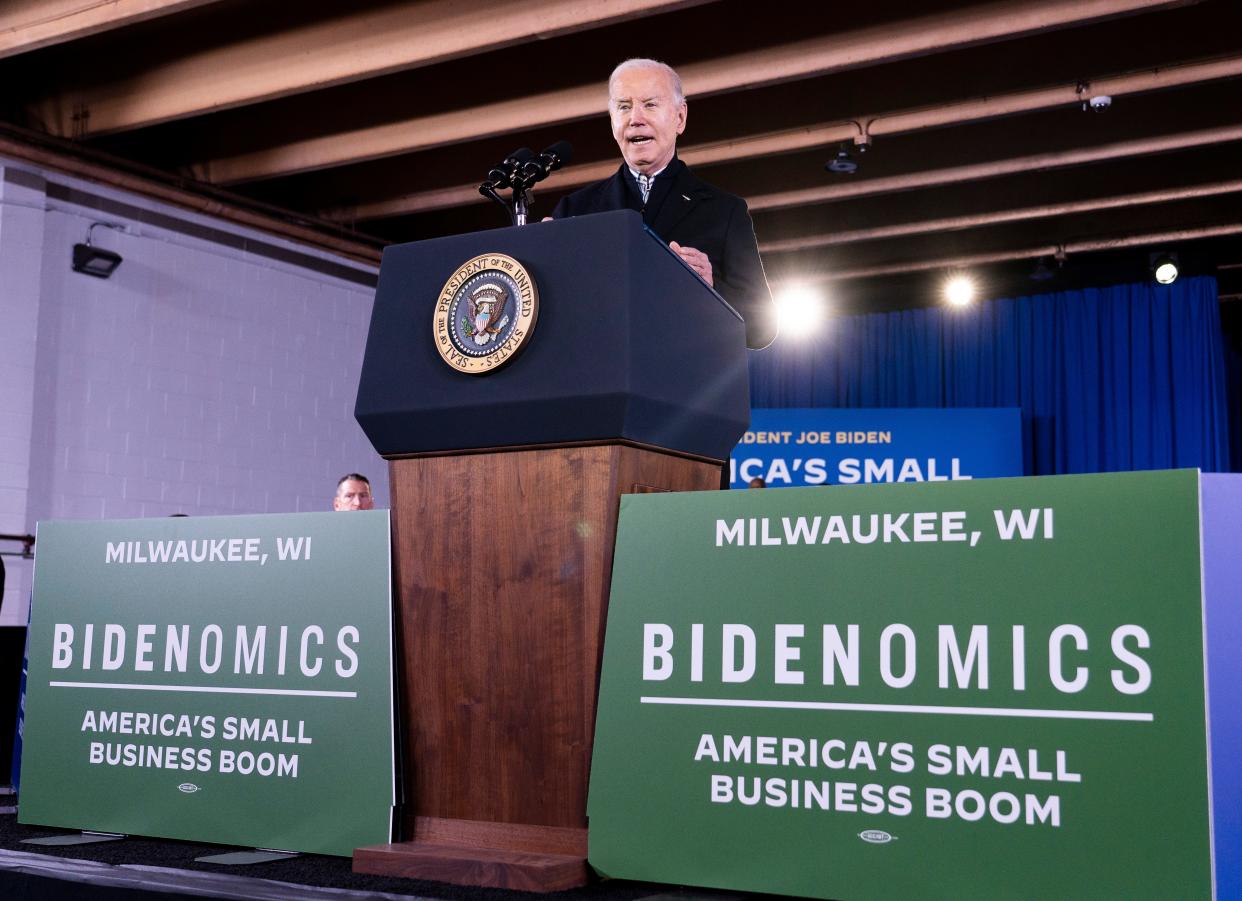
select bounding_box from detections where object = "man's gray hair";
[609,58,685,105]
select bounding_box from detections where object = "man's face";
[333,479,374,511]
[609,66,686,175]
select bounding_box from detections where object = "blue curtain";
[1224,310,1242,472]
[749,276,1231,475]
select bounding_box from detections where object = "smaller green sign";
[590,471,1212,900]
[20,511,395,856]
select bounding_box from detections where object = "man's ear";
[677,102,688,136]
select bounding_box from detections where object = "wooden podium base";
[355,817,589,891]
[353,442,721,891]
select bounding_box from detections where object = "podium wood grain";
[354,443,720,890]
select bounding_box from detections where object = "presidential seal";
[433,253,539,374]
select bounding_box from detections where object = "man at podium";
[552,58,776,350]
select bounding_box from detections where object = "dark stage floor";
[0,799,754,901]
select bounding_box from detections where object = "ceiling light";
[824,144,858,175]
[943,275,976,307]
[1151,252,1179,285]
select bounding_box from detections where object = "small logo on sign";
[178,783,200,794]
[433,253,539,375]
[858,829,895,844]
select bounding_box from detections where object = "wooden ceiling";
[2,0,1240,311]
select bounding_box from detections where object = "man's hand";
[670,241,713,286]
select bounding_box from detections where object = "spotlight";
[72,221,125,279]
[1029,258,1056,282]
[774,283,828,339]
[1150,251,1179,285]
[72,244,122,278]
[1031,248,1067,283]
[824,144,858,175]
[943,275,976,307]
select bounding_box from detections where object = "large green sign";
[19,511,394,856]
[591,471,1213,900]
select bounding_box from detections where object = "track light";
[824,144,859,174]
[72,221,125,279]
[1029,248,1067,283]
[1029,258,1055,282]
[1150,251,1179,285]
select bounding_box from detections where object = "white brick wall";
[0,161,389,624]
[0,169,47,624]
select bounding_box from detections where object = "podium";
[351,211,751,890]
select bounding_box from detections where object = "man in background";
[333,474,374,511]
[551,58,776,350]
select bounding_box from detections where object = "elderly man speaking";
[551,58,776,349]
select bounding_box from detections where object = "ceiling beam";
[862,54,1242,140]
[759,179,1242,253]
[787,223,1242,283]
[0,0,220,60]
[0,126,383,265]
[747,122,1242,212]
[194,0,1191,184]
[28,0,716,137]
[325,57,1242,223]
[322,124,857,221]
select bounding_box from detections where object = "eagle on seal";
[469,283,509,346]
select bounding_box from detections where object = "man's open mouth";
[628,136,653,144]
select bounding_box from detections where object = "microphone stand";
[478,179,533,227]
[479,182,511,223]
[511,184,532,226]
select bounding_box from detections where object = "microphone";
[481,147,536,191]
[520,141,574,185]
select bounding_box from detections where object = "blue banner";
[730,408,1022,488]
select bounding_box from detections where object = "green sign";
[591,471,1212,900]
[19,511,395,857]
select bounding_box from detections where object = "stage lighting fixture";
[943,275,976,307]
[824,144,859,174]
[1151,252,1179,285]
[72,221,125,279]
[774,283,827,339]
[1029,258,1056,282]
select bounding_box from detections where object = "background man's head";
[608,58,686,176]
[333,473,374,511]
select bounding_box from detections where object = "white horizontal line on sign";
[49,681,357,698]
[639,696,1153,722]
